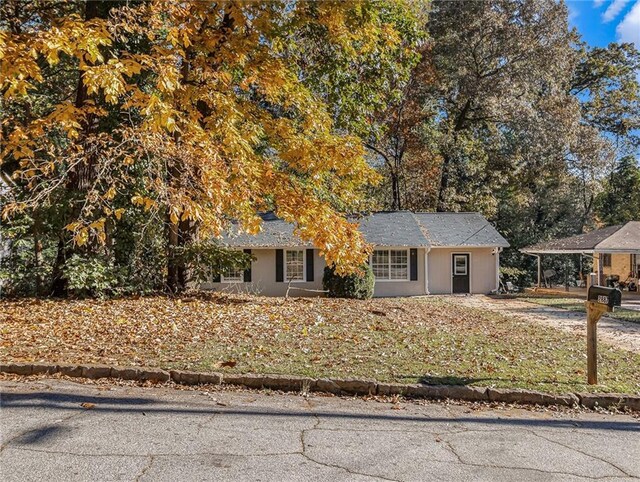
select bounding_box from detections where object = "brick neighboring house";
[521,221,640,289]
[199,211,510,297]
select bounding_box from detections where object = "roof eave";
[521,249,595,254]
[431,244,509,249]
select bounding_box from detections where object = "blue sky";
[568,0,640,48]
[570,1,640,165]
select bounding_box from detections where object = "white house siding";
[200,247,428,297]
[372,248,426,297]
[199,248,326,297]
[427,247,498,295]
[201,245,499,297]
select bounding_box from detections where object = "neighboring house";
[521,221,640,288]
[200,211,510,297]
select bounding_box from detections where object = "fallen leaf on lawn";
[368,310,387,317]
[215,360,237,368]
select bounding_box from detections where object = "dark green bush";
[322,264,374,299]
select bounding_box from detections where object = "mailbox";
[587,285,622,309]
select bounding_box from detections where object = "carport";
[521,221,640,290]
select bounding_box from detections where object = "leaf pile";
[2,293,639,394]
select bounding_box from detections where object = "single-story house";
[200,211,509,297]
[521,221,640,288]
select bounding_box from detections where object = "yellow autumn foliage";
[0,1,416,274]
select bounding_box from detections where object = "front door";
[452,254,470,294]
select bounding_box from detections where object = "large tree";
[426,0,585,214]
[596,155,640,226]
[571,42,640,155]
[363,49,438,211]
[289,0,430,212]
[367,0,639,284]
[1,0,422,294]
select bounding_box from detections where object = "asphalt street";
[1,378,638,482]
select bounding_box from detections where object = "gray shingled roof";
[221,212,312,248]
[222,211,508,249]
[413,212,510,247]
[596,222,640,253]
[354,211,430,247]
[522,222,640,254]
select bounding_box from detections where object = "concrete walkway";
[1,378,639,482]
[457,296,640,353]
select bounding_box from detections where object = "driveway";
[1,378,638,481]
[622,298,640,312]
[457,296,640,353]
[529,287,640,312]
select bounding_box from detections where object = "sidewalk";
[458,296,640,353]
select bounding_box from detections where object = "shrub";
[322,264,374,299]
[63,254,121,298]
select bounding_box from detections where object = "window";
[285,250,305,281]
[454,255,468,276]
[602,253,612,268]
[221,266,244,283]
[371,249,409,281]
[390,250,408,280]
[372,250,389,279]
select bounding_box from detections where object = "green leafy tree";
[366,0,640,286]
[596,156,640,225]
[572,42,640,154]
[426,0,584,214]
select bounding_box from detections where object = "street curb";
[1,362,638,411]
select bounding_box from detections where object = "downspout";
[495,247,503,292]
[424,247,431,295]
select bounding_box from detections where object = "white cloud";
[593,0,606,7]
[568,2,580,21]
[603,0,631,22]
[617,0,640,46]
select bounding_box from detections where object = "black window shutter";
[306,249,314,282]
[410,248,418,281]
[276,249,284,282]
[243,249,252,282]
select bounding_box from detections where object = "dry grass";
[1,293,638,394]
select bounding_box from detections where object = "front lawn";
[514,294,640,323]
[1,294,638,394]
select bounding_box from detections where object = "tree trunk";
[436,101,470,212]
[165,10,235,292]
[436,152,451,212]
[177,219,192,288]
[33,212,44,296]
[166,215,180,292]
[50,237,66,297]
[391,169,401,211]
[50,0,103,296]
